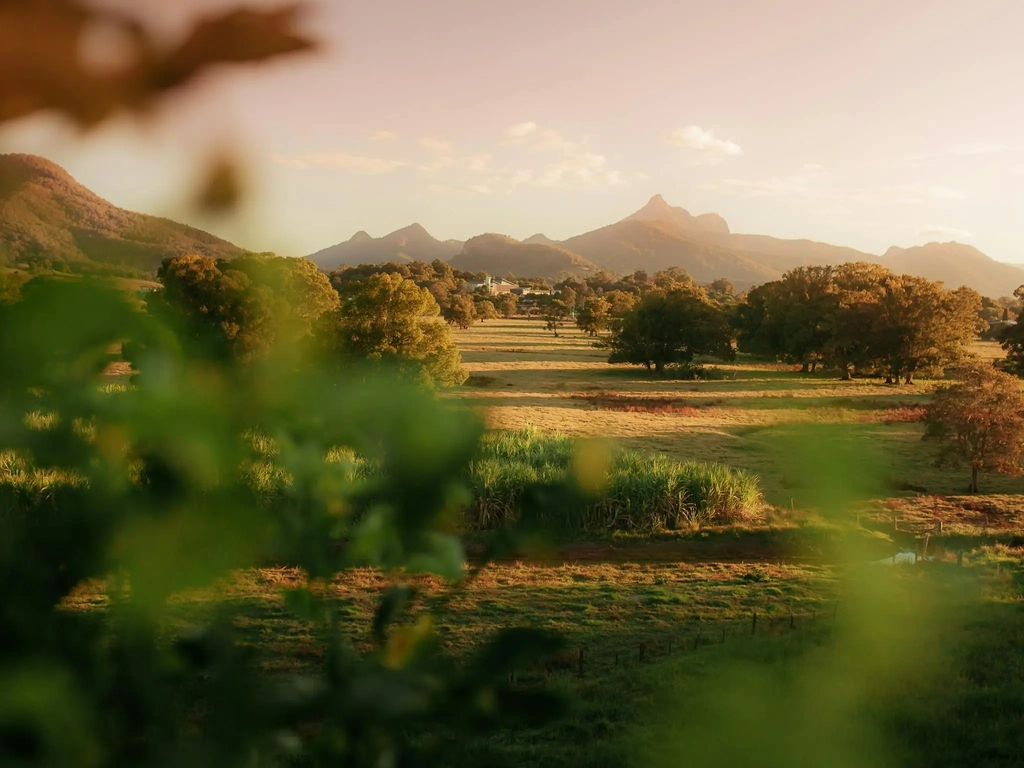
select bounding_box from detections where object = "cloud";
[285,124,637,195]
[922,225,973,241]
[465,152,493,172]
[531,129,579,153]
[505,121,538,140]
[271,153,405,174]
[370,130,396,142]
[420,137,454,154]
[666,126,743,157]
[633,171,652,181]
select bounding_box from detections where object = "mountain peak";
[348,230,373,243]
[523,233,558,247]
[388,222,433,241]
[625,194,730,235]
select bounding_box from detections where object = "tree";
[326,272,467,387]
[734,266,835,372]
[607,286,733,374]
[709,278,735,301]
[544,299,572,337]
[604,289,637,317]
[870,276,983,384]
[653,266,693,291]
[576,296,611,336]
[494,292,518,318]
[150,253,339,364]
[824,262,893,380]
[0,270,30,305]
[443,293,477,329]
[475,299,499,321]
[924,363,1024,492]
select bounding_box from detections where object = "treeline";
[134,253,469,387]
[734,264,984,383]
[536,262,991,384]
[329,259,518,328]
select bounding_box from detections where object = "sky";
[2,0,1023,260]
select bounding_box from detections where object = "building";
[511,286,552,297]
[465,276,520,296]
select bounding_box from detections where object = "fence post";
[578,648,584,678]
[694,627,701,650]
[751,612,758,636]
[639,643,645,663]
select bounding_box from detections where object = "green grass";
[467,428,765,531]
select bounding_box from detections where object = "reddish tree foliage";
[924,363,1024,493]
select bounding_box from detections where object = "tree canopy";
[325,272,467,387]
[607,285,733,374]
[734,263,984,382]
[924,363,1024,492]
[145,253,338,364]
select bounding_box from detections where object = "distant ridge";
[3,155,1019,296]
[882,242,1024,298]
[449,234,597,280]
[0,153,241,272]
[309,223,463,270]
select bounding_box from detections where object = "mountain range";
[0,153,240,272]
[2,154,1021,298]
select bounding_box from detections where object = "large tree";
[607,286,733,374]
[149,253,338,363]
[324,272,467,387]
[869,276,983,384]
[925,363,1024,493]
[734,266,835,372]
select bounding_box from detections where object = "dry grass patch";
[571,391,725,416]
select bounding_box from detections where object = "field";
[54,319,1024,765]
[453,321,1024,527]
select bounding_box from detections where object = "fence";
[508,601,841,686]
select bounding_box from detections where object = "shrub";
[464,428,764,532]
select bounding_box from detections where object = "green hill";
[0,154,241,274]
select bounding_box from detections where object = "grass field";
[451,320,1024,514]
[42,318,1024,765]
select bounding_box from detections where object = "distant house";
[465,276,520,296]
[512,286,552,297]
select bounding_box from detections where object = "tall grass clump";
[464,428,764,533]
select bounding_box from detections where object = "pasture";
[452,320,1024,522]
[47,318,1024,766]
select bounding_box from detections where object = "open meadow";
[57,318,1024,766]
[452,320,1024,531]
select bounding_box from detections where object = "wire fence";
[510,602,841,686]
